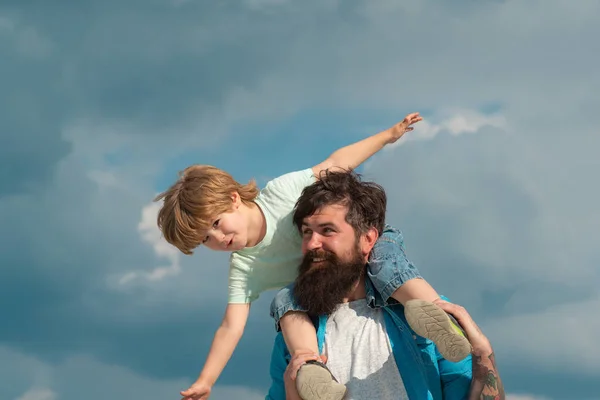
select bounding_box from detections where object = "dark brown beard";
[293,245,365,316]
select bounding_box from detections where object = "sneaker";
[296,360,347,400]
[404,299,472,362]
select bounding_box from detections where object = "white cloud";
[484,295,600,374]
[15,27,53,58]
[0,15,16,31]
[506,395,550,400]
[244,0,290,9]
[119,201,181,284]
[0,15,53,58]
[387,109,507,149]
[15,388,57,400]
[0,346,264,400]
[211,385,266,400]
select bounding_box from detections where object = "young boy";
[155,113,470,400]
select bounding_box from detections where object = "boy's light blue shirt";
[228,168,316,304]
[265,279,473,400]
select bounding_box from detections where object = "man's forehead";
[302,204,348,225]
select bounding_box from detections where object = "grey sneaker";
[404,299,472,362]
[296,360,347,400]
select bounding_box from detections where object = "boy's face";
[202,193,248,252]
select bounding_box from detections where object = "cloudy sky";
[1,0,599,399]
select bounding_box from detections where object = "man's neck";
[342,271,367,303]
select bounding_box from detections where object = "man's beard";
[293,245,365,316]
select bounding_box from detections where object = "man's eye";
[323,227,334,233]
[302,230,312,236]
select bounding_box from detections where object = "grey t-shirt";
[324,299,408,400]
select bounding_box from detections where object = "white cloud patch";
[119,200,181,284]
[485,295,600,375]
[0,14,53,58]
[244,0,290,9]
[506,395,550,400]
[388,109,507,149]
[1,346,264,400]
[210,385,266,400]
[0,15,16,31]
[15,388,57,400]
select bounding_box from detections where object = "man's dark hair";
[293,169,387,236]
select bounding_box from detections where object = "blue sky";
[1,1,599,399]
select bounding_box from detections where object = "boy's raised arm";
[180,303,251,400]
[312,112,422,177]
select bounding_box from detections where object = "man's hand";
[283,350,326,400]
[433,299,491,354]
[434,299,505,400]
[180,380,212,400]
[386,112,423,144]
[285,350,324,381]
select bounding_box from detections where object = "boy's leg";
[279,311,319,356]
[404,299,471,362]
[270,284,318,352]
[368,225,471,362]
[390,277,439,304]
[270,284,346,400]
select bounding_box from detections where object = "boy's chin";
[228,240,246,251]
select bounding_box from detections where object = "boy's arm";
[312,112,422,177]
[181,303,251,398]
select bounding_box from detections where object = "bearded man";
[265,170,504,400]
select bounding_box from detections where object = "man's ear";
[360,227,379,256]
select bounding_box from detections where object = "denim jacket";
[264,279,473,400]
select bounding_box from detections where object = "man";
[265,170,504,400]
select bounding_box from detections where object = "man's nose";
[306,234,322,250]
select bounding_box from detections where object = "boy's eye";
[202,236,209,243]
[212,219,220,228]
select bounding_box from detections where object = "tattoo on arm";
[469,352,505,400]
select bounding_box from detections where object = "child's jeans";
[269,225,423,331]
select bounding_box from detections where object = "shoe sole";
[296,364,347,400]
[404,299,472,362]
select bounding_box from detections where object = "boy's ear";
[231,192,241,209]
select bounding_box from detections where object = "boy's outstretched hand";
[387,112,423,143]
[180,380,211,400]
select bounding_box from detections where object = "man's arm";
[470,350,504,400]
[311,113,422,177]
[435,300,505,400]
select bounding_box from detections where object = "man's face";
[293,204,373,316]
[300,204,368,264]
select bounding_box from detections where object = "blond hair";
[154,165,259,255]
